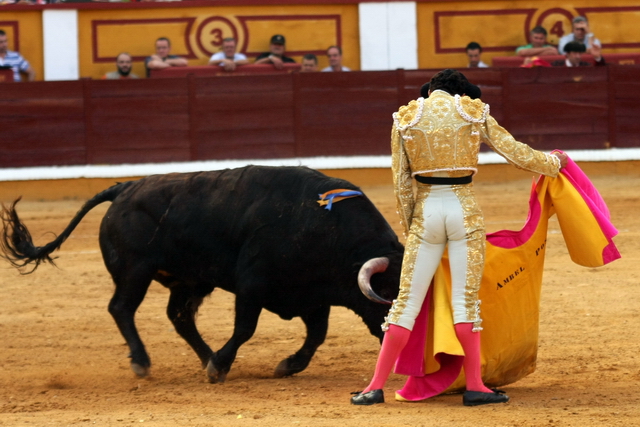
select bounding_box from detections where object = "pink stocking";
[363,324,411,393]
[454,322,492,393]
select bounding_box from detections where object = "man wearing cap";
[558,16,602,55]
[255,34,296,70]
[552,41,605,67]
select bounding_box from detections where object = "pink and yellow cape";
[394,155,620,401]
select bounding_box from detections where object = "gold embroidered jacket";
[391,90,561,237]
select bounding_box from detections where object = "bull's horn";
[358,257,392,305]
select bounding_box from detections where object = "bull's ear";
[357,257,392,304]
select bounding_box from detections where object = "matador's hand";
[554,152,568,169]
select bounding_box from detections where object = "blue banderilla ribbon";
[317,189,363,210]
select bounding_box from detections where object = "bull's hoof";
[274,359,292,378]
[275,355,309,378]
[206,359,227,383]
[131,363,150,378]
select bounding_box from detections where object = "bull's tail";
[0,181,134,273]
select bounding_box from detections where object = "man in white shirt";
[322,46,350,72]
[466,42,489,68]
[558,16,601,55]
[0,30,35,82]
[209,38,248,72]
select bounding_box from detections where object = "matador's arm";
[481,115,561,177]
[391,124,415,238]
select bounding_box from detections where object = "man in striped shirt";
[0,30,35,82]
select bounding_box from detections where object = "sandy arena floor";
[0,162,638,427]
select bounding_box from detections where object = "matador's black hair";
[421,70,482,99]
[429,69,468,96]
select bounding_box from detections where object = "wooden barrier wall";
[492,53,640,68]
[1,66,638,169]
[0,68,13,83]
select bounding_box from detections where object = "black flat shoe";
[462,389,509,406]
[350,389,385,405]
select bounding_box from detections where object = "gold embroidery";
[391,125,415,239]
[394,100,422,130]
[383,185,430,331]
[393,91,561,179]
[452,184,485,331]
[457,95,489,123]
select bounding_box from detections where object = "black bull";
[1,166,403,382]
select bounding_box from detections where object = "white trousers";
[385,183,485,332]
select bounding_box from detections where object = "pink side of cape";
[557,156,620,264]
[488,154,618,264]
[394,287,464,401]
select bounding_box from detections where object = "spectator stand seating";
[492,53,640,67]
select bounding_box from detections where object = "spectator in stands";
[208,37,248,72]
[322,46,350,72]
[145,37,188,77]
[0,29,35,82]
[558,16,602,55]
[466,42,488,68]
[301,54,318,72]
[551,41,605,67]
[103,53,139,80]
[254,34,296,70]
[516,26,558,57]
